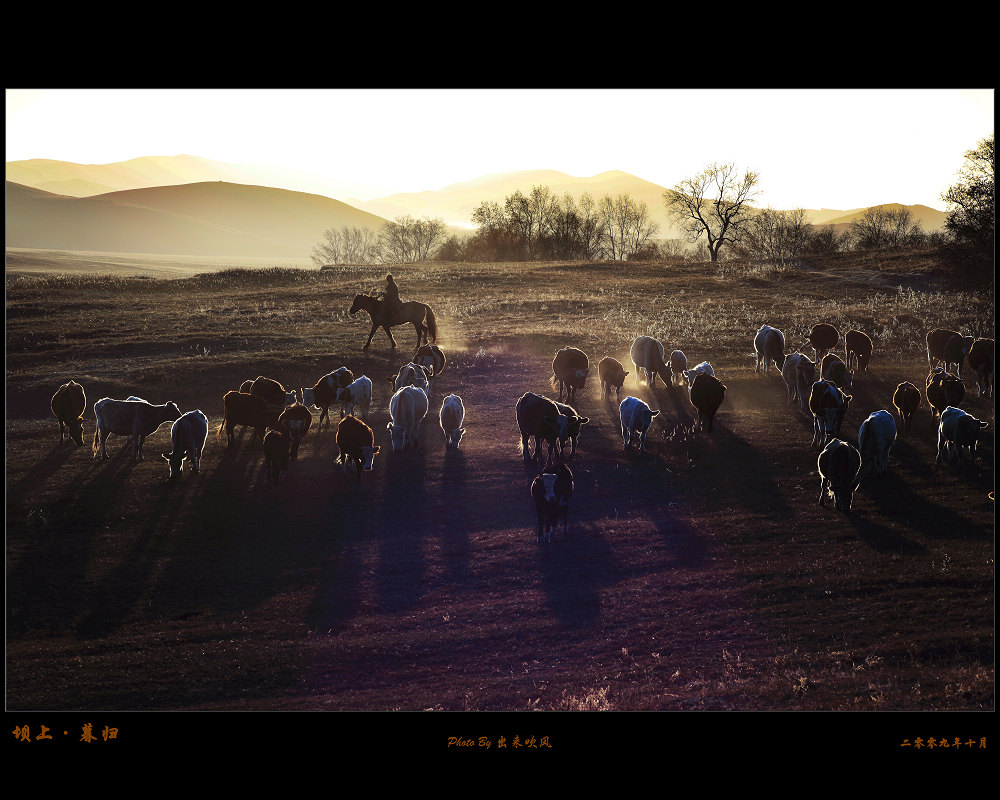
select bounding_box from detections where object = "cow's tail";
[549,374,561,394]
[216,415,227,443]
[91,423,100,457]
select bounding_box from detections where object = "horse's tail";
[424,305,437,343]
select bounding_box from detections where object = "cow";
[552,400,589,457]
[388,362,431,395]
[336,414,380,481]
[217,391,280,448]
[161,409,209,479]
[754,325,786,374]
[781,352,816,413]
[892,381,921,434]
[806,323,840,362]
[689,372,727,433]
[340,375,373,421]
[250,376,296,411]
[262,427,291,484]
[551,347,590,402]
[619,395,660,452]
[515,392,569,465]
[845,329,873,374]
[598,356,629,401]
[966,338,994,398]
[387,384,429,452]
[669,350,688,387]
[683,361,715,387]
[301,367,355,428]
[529,462,574,543]
[278,402,313,460]
[926,328,975,378]
[809,380,851,447]
[820,353,853,390]
[413,343,446,378]
[925,367,965,420]
[439,394,466,450]
[629,336,671,389]
[93,397,181,461]
[858,410,896,479]
[936,406,988,468]
[817,438,862,513]
[239,379,253,394]
[50,379,87,445]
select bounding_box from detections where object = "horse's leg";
[384,325,397,348]
[363,323,378,350]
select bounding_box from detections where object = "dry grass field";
[4,247,994,753]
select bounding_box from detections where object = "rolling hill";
[6,155,950,259]
[5,181,389,259]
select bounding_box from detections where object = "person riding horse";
[381,274,403,326]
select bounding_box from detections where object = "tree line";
[311,134,993,270]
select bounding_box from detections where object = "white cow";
[754,325,786,374]
[390,362,431,394]
[161,410,209,479]
[858,409,896,478]
[936,406,988,467]
[683,361,715,387]
[93,397,182,461]
[387,385,429,452]
[629,336,671,388]
[439,394,466,449]
[619,396,660,453]
[340,375,373,421]
[781,352,816,413]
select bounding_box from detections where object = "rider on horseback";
[383,274,403,326]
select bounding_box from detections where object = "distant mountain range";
[5,155,949,259]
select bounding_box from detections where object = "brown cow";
[598,356,629,401]
[217,391,280,448]
[820,353,853,389]
[689,372,727,433]
[925,367,965,420]
[551,347,590,403]
[263,427,291,484]
[926,329,974,378]
[336,414,380,482]
[806,323,840,362]
[250,376,296,411]
[51,380,87,445]
[966,338,994,398]
[278,402,313,460]
[892,381,921,434]
[301,367,355,428]
[845,329,873,373]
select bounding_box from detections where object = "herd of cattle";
[47,322,993,541]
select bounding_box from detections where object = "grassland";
[4,247,994,753]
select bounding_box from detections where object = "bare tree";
[663,162,761,262]
[379,215,447,263]
[598,193,659,260]
[734,207,810,262]
[849,205,922,251]
[311,225,382,265]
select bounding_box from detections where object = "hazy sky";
[6,88,994,210]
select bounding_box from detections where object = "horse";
[349,293,438,351]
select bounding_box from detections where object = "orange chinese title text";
[12,724,119,742]
[900,737,987,749]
